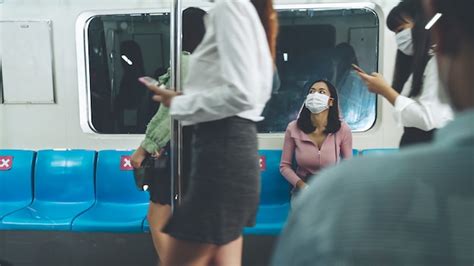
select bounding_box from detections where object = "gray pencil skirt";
[162,116,260,245]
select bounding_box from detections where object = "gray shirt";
[272,110,474,266]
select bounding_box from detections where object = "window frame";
[259,2,381,137]
[76,9,172,135]
[76,2,381,136]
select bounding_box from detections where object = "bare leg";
[147,201,172,264]
[162,236,217,266]
[211,236,243,266]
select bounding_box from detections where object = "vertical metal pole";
[170,0,182,211]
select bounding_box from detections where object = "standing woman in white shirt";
[141,0,277,265]
[356,0,453,147]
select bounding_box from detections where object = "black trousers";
[400,127,437,147]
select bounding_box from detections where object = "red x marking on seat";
[120,156,133,171]
[0,156,13,170]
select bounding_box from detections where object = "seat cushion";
[0,200,94,230]
[0,150,35,219]
[244,203,290,235]
[72,202,148,232]
[0,201,32,220]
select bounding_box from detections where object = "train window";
[85,7,377,134]
[86,13,170,134]
[258,8,379,133]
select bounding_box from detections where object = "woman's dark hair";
[431,0,474,44]
[392,51,414,93]
[410,3,432,98]
[387,0,432,97]
[182,7,206,53]
[386,3,415,32]
[387,1,416,92]
[250,0,278,60]
[297,80,341,134]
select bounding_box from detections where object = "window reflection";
[87,13,170,134]
[86,8,378,134]
[258,8,378,133]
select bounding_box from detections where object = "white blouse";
[394,57,454,131]
[169,0,273,125]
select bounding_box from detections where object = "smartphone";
[138,76,160,87]
[351,64,366,74]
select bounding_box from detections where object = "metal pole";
[170,0,182,211]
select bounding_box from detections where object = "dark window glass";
[87,13,170,134]
[86,8,378,134]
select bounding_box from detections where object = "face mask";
[305,93,330,114]
[395,28,414,56]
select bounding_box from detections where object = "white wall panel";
[1,21,55,104]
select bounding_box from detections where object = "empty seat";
[361,148,398,156]
[0,150,35,220]
[353,149,359,156]
[72,150,149,232]
[244,150,291,235]
[0,150,96,230]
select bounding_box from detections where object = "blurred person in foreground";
[272,0,474,264]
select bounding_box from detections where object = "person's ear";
[328,98,334,107]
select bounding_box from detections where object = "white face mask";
[305,93,330,114]
[395,28,414,56]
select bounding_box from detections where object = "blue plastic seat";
[352,149,359,156]
[244,150,291,235]
[1,150,96,230]
[360,148,398,156]
[72,150,149,232]
[0,150,35,220]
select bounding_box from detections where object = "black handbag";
[133,143,170,191]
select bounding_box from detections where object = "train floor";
[0,231,277,266]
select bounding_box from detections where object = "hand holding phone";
[351,64,366,74]
[138,76,161,87]
[139,76,178,107]
[352,65,393,97]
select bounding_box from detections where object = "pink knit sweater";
[280,120,353,186]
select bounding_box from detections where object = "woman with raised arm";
[356,0,453,147]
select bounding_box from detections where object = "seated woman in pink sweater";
[280,79,353,194]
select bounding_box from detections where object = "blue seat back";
[0,150,35,202]
[35,150,96,202]
[96,150,149,203]
[352,149,359,156]
[259,150,291,205]
[360,148,398,156]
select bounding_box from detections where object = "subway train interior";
[1,0,412,265]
